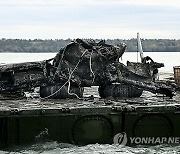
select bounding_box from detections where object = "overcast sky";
[0,0,179,39]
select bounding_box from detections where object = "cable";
[41,48,87,100]
[89,50,95,83]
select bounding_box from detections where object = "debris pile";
[0,39,175,99]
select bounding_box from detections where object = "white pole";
[137,32,144,62]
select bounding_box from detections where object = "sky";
[0,0,179,39]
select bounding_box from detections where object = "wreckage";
[0,35,179,149]
[0,36,174,99]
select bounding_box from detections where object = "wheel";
[99,84,143,98]
[40,84,84,99]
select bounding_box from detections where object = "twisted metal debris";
[0,39,174,99]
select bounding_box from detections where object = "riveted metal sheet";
[129,104,180,113]
[70,106,112,114]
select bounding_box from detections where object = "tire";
[99,84,143,98]
[40,84,84,99]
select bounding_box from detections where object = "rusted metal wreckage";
[0,35,179,149]
[0,37,174,99]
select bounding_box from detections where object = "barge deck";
[1,91,180,148]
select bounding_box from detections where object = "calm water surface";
[0,52,179,73]
[0,52,180,154]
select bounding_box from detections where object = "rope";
[67,79,82,100]
[89,50,95,83]
[67,68,83,99]
[40,80,69,100]
[41,49,87,100]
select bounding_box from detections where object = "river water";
[0,52,180,154]
[0,52,179,73]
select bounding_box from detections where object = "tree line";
[0,38,180,52]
